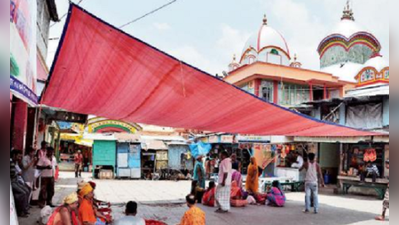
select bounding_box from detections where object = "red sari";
[202,187,216,207]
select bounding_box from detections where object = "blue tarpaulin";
[189,141,212,158]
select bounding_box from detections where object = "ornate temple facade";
[224,15,353,113]
[224,1,389,113]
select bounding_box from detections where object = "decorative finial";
[342,0,355,21]
[233,54,236,61]
[263,14,268,25]
[294,54,297,61]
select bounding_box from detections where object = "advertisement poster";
[10,184,19,225]
[10,0,37,105]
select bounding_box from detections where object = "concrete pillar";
[12,99,28,152]
[273,81,278,104]
[254,79,261,97]
[314,106,321,120]
[382,96,389,127]
[309,83,313,101]
[339,103,346,126]
[323,84,327,99]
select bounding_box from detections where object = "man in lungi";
[376,159,389,221]
[215,151,232,213]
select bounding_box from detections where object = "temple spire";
[263,14,268,25]
[342,0,355,21]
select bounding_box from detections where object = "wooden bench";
[338,176,388,200]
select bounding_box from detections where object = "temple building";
[318,2,389,87]
[224,15,354,114]
[221,1,389,191]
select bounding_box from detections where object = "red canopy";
[41,4,377,137]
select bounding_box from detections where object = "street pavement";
[19,172,389,225]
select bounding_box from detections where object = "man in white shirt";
[215,151,232,213]
[114,201,145,225]
[291,151,304,169]
[36,147,56,208]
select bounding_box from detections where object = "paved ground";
[19,172,389,225]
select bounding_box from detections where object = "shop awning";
[41,4,380,137]
[141,140,168,150]
[114,133,141,143]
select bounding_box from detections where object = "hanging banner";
[10,0,37,106]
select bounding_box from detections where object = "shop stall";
[141,140,168,179]
[274,143,317,182]
[167,144,192,171]
[338,143,389,199]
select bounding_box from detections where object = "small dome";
[239,15,290,66]
[242,25,290,56]
[363,55,388,71]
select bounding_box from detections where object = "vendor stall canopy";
[41,4,379,137]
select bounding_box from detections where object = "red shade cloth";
[41,4,378,137]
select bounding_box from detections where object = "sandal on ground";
[375,216,385,221]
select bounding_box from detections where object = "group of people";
[188,151,331,220]
[11,141,58,217]
[192,151,287,212]
[45,181,114,225]
[51,181,207,225]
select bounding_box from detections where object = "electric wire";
[119,0,178,29]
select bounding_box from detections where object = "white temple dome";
[238,15,291,67]
[241,23,290,57]
[363,55,388,71]
[318,1,381,69]
[329,19,366,38]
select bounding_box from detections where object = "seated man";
[10,150,31,217]
[47,192,80,225]
[361,162,380,183]
[179,195,206,225]
[78,183,111,225]
[114,201,145,225]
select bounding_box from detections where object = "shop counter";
[275,167,306,182]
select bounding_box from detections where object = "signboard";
[220,135,234,143]
[156,151,168,161]
[237,135,271,143]
[88,120,138,134]
[208,136,219,143]
[10,0,37,106]
[10,184,19,225]
[253,144,275,169]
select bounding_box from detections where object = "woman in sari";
[246,157,259,194]
[231,169,243,188]
[47,192,80,225]
[230,180,248,207]
[190,180,205,204]
[267,180,286,207]
[202,181,216,207]
[193,156,206,189]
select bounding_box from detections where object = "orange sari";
[246,158,259,194]
[179,206,205,225]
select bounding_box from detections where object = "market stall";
[274,143,317,182]
[338,143,389,198]
[141,140,168,179]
